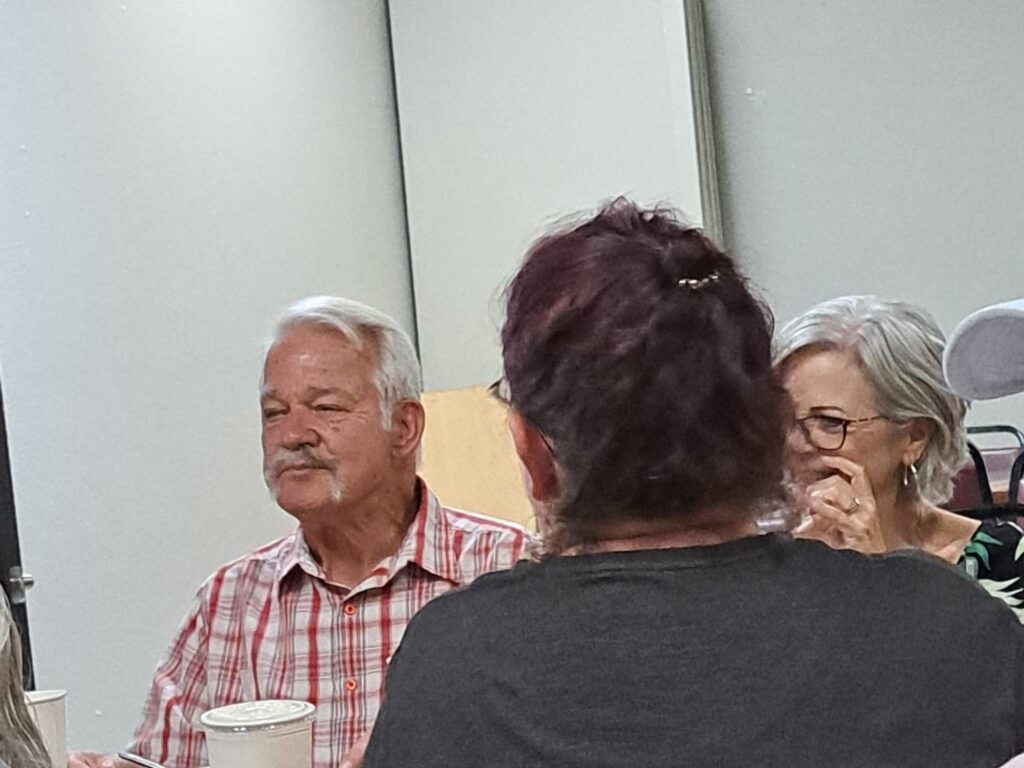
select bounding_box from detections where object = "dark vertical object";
[683,0,725,246]
[0,373,34,689]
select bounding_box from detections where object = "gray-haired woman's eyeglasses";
[796,414,888,451]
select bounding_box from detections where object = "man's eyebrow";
[306,386,346,397]
[260,386,356,401]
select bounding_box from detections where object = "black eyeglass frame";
[487,377,558,457]
[487,377,510,406]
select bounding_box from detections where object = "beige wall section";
[419,387,535,530]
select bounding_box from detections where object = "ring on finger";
[845,497,861,514]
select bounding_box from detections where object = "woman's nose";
[786,422,817,458]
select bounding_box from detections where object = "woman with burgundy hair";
[363,200,1024,768]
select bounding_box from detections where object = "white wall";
[703,0,1024,427]
[390,0,704,390]
[0,1,412,750]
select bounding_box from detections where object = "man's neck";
[301,477,420,588]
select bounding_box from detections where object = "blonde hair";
[0,592,49,768]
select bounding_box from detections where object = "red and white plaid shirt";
[129,481,529,768]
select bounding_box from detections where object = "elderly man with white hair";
[70,296,529,768]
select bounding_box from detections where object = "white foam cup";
[24,689,68,768]
[200,699,316,768]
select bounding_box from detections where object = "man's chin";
[271,485,346,518]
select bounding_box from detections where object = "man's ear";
[508,410,559,502]
[390,399,426,459]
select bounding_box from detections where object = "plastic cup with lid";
[24,689,68,768]
[199,699,316,768]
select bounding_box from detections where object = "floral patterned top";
[958,514,1024,622]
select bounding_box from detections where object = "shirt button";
[344,604,356,616]
[345,679,358,692]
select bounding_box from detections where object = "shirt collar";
[274,478,463,589]
[385,478,463,586]
[274,527,322,585]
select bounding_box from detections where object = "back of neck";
[564,507,758,556]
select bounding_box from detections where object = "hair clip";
[677,271,720,291]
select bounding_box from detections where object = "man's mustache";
[267,446,338,477]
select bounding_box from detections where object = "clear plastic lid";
[24,689,67,705]
[200,700,316,733]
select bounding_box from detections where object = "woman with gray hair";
[776,295,1024,617]
[0,590,49,768]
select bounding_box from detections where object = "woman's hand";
[795,455,886,554]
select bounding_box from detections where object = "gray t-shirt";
[364,534,1024,768]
